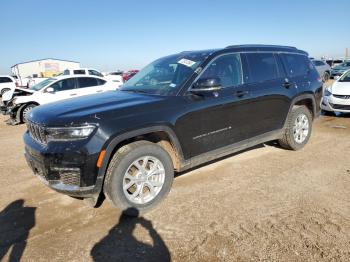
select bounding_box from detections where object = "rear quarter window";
[282,54,311,77]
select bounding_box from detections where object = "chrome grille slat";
[27,121,47,145]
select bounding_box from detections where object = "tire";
[323,72,330,82]
[278,105,313,151]
[21,103,37,123]
[104,140,174,216]
[0,88,10,96]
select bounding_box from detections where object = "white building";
[11,58,80,78]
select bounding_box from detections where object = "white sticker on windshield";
[178,58,196,68]
[169,83,177,88]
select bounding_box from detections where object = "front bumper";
[23,131,104,198]
[320,96,350,113]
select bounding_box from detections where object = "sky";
[0,0,349,74]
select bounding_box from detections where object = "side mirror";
[191,77,222,92]
[45,87,55,93]
[334,75,340,80]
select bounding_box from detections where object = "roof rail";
[225,44,297,50]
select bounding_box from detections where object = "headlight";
[324,87,332,97]
[46,125,96,141]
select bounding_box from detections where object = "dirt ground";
[0,111,350,261]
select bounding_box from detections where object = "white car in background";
[311,60,331,82]
[1,75,117,124]
[62,68,104,77]
[321,70,350,114]
[104,71,124,85]
[0,75,16,96]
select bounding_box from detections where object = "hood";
[29,90,168,126]
[331,81,350,95]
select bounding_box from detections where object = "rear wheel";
[278,105,312,150]
[21,103,37,123]
[104,141,174,216]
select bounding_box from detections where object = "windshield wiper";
[121,89,150,94]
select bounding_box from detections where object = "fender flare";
[95,125,184,188]
[282,94,317,129]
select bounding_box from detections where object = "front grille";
[330,104,350,110]
[333,94,350,99]
[27,121,47,145]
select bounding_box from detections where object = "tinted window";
[245,53,279,83]
[73,70,86,75]
[199,53,242,88]
[97,79,106,85]
[50,78,76,91]
[0,77,13,83]
[63,69,70,75]
[282,54,310,76]
[88,70,103,77]
[77,77,98,88]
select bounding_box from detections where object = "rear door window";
[282,54,310,77]
[77,77,98,88]
[245,53,280,83]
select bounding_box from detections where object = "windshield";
[121,51,214,95]
[29,78,55,91]
[339,71,350,82]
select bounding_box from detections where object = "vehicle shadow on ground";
[90,208,171,262]
[0,199,36,262]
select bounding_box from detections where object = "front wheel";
[0,88,10,96]
[21,104,37,123]
[323,72,330,82]
[278,105,312,150]
[104,141,174,216]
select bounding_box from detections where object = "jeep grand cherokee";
[23,45,322,216]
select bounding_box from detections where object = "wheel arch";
[290,94,316,119]
[97,125,185,183]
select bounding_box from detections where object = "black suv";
[24,45,322,215]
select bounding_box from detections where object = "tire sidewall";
[21,104,36,123]
[288,107,312,150]
[107,143,174,213]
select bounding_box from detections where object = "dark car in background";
[331,61,350,78]
[23,45,322,216]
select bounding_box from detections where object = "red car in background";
[122,70,139,82]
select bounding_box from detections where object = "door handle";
[235,90,249,97]
[70,93,77,96]
[96,90,103,93]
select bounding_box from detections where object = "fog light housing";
[51,167,81,186]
